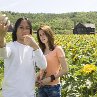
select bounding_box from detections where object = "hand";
[0,14,10,38]
[36,80,41,87]
[36,73,43,81]
[23,35,39,50]
[36,77,51,87]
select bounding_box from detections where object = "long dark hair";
[12,17,32,41]
[37,25,55,53]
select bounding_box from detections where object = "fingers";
[3,16,8,24]
[0,14,10,38]
[23,35,32,38]
[5,20,10,30]
[0,14,10,27]
[0,14,6,24]
[23,35,33,43]
[36,81,44,87]
[0,14,6,22]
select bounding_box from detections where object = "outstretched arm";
[0,14,10,48]
[0,14,11,58]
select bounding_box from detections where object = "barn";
[73,23,95,34]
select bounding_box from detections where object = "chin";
[42,41,45,44]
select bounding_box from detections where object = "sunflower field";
[0,33,97,97]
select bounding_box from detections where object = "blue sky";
[0,0,97,13]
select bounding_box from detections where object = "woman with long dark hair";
[0,15,47,97]
[36,25,68,97]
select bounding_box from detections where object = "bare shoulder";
[55,45,63,51]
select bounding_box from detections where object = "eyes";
[18,26,30,30]
[39,32,46,37]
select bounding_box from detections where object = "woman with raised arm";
[0,14,47,97]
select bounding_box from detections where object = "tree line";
[1,11,97,34]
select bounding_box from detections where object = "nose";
[23,30,27,34]
[22,30,29,36]
[22,28,29,34]
[40,36,44,40]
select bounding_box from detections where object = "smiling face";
[16,20,31,43]
[38,29,48,44]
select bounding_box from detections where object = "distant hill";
[1,11,97,34]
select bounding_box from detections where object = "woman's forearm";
[55,68,68,79]
[0,38,5,48]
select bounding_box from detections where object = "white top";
[0,41,47,97]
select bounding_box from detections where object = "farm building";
[73,23,95,34]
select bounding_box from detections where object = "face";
[16,20,30,43]
[38,30,48,44]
